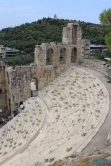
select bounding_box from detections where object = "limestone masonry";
[0,22,110,118]
[0,22,111,166]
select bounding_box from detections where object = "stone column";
[76,27,83,63]
[53,47,60,68]
[65,46,72,66]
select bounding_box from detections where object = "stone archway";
[30,77,38,97]
[46,49,54,65]
[72,25,77,44]
[60,48,66,64]
[0,89,2,94]
[71,47,77,63]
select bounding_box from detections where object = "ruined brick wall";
[36,64,68,90]
[0,62,8,112]
[0,22,90,115]
[34,23,86,90]
[35,42,70,90]
[82,59,111,79]
[62,23,83,63]
[82,39,90,59]
[7,64,37,113]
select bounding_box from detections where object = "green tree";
[105,32,111,52]
[99,9,111,30]
[99,8,111,52]
[0,17,106,54]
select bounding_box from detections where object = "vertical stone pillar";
[41,43,47,70]
[0,62,8,112]
[62,23,84,64]
[53,47,60,68]
[65,46,72,66]
[35,44,46,70]
[76,27,83,63]
[34,45,39,64]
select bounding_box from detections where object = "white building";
[0,45,20,58]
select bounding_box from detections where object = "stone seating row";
[0,97,46,165]
[1,66,109,166]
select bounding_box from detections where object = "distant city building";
[82,39,90,59]
[54,14,57,20]
[0,45,20,58]
[90,44,108,53]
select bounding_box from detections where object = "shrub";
[108,60,111,66]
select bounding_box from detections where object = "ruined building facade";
[0,62,8,112]
[0,23,90,116]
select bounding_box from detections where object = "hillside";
[0,17,106,53]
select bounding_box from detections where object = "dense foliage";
[108,60,111,66]
[0,54,34,68]
[99,8,111,52]
[0,17,106,54]
[90,50,111,60]
[90,52,106,60]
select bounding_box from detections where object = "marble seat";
[0,66,109,166]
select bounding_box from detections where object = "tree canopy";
[99,8,111,52]
[99,9,111,29]
[0,18,106,54]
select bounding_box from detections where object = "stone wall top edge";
[0,61,6,66]
[8,65,32,74]
[67,22,79,27]
[82,39,90,41]
[35,43,75,50]
[84,59,106,65]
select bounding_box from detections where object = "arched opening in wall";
[60,48,66,64]
[46,49,53,65]
[7,72,9,84]
[0,66,2,71]
[72,25,77,44]
[0,89,2,94]
[36,78,38,91]
[31,78,37,91]
[0,118,4,124]
[0,88,3,113]
[31,77,38,97]
[71,48,77,63]
[19,101,24,110]
[9,98,11,108]
[20,101,23,105]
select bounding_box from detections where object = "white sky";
[0,0,111,29]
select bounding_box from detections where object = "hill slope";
[0,17,106,53]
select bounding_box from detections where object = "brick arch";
[59,48,67,64]
[46,48,54,65]
[71,47,77,63]
[72,25,77,44]
[0,89,2,94]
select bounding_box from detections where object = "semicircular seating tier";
[0,97,46,165]
[0,66,110,166]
